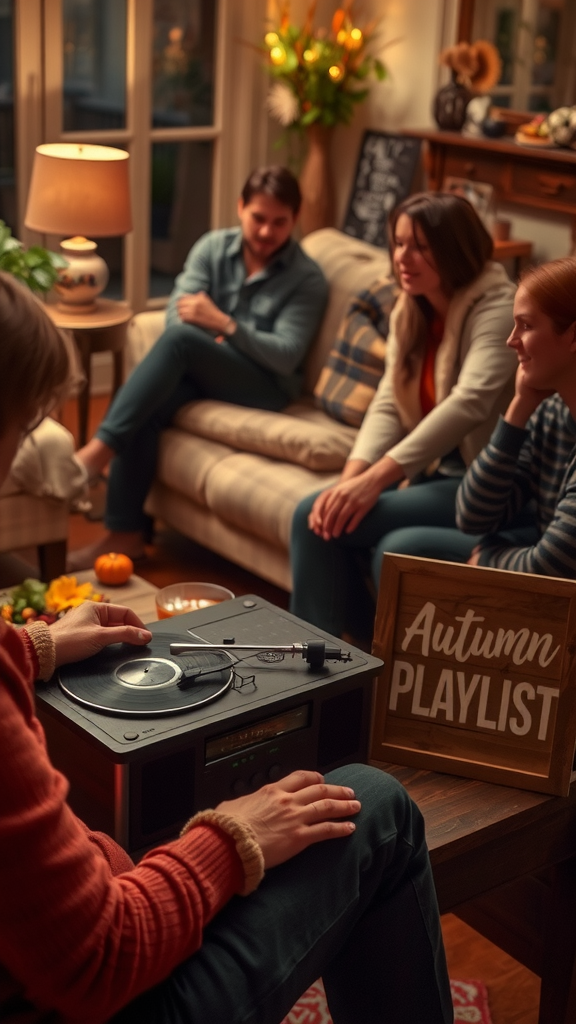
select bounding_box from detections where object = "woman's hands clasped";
[216,770,361,869]
[49,602,153,668]
[309,455,404,540]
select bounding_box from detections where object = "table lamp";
[24,142,132,313]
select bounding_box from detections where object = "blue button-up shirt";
[165,228,328,398]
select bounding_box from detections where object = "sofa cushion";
[202,452,339,549]
[173,400,355,471]
[313,276,399,426]
[300,228,392,394]
[156,429,235,503]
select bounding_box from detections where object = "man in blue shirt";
[69,166,328,567]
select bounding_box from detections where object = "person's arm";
[165,232,216,327]
[455,415,533,538]
[1,608,360,1022]
[457,385,576,576]
[229,262,329,377]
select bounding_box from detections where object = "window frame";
[14,0,269,313]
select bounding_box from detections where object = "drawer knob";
[464,162,477,176]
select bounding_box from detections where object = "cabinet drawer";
[442,150,504,189]
[511,161,576,210]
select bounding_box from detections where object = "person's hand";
[467,545,482,566]
[505,364,555,428]
[176,291,229,333]
[49,602,153,667]
[216,770,361,869]
[309,474,382,539]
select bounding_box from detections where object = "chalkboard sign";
[343,131,422,248]
[371,555,576,796]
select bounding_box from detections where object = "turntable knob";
[250,771,267,790]
[268,764,283,781]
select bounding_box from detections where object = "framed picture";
[442,176,495,227]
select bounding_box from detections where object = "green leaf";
[300,106,322,125]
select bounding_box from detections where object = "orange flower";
[44,575,103,614]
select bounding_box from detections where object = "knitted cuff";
[22,620,56,681]
[181,809,265,896]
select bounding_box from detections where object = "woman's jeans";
[290,477,469,636]
[97,323,288,533]
[289,477,538,637]
[111,765,453,1024]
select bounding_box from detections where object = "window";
[11,0,269,313]
[471,0,576,113]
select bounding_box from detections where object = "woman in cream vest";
[290,191,517,637]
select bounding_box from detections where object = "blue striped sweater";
[455,393,576,576]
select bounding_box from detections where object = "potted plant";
[0,219,67,295]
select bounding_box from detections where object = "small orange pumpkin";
[94,552,134,586]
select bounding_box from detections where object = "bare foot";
[76,438,116,480]
[66,531,147,573]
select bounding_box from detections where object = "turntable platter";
[58,633,234,715]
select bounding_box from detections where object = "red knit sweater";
[0,620,245,1023]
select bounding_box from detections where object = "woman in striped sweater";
[455,256,576,576]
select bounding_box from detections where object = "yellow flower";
[1,604,13,622]
[44,575,101,613]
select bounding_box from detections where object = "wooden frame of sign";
[371,554,576,795]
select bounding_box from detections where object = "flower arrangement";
[439,40,502,94]
[263,1,388,130]
[1,575,105,625]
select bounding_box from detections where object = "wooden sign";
[371,555,576,795]
[342,131,422,248]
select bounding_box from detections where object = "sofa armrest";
[125,309,166,377]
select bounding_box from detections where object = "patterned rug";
[281,977,493,1024]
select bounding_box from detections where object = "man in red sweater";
[0,271,453,1024]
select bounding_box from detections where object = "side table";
[74,570,159,624]
[492,237,533,278]
[46,299,133,447]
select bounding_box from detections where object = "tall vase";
[433,71,471,132]
[298,124,335,237]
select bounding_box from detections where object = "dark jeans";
[290,477,465,636]
[290,477,539,637]
[97,323,288,533]
[111,765,453,1024]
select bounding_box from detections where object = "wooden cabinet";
[405,129,576,247]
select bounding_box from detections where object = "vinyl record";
[58,633,234,715]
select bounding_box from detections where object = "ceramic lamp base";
[55,236,109,313]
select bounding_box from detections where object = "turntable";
[36,595,382,858]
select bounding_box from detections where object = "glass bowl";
[155,582,235,619]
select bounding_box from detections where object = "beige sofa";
[126,229,391,591]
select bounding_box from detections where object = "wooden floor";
[11,396,542,1024]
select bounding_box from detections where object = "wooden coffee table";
[75,570,159,624]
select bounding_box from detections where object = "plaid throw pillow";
[313,277,398,427]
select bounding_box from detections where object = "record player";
[36,595,382,858]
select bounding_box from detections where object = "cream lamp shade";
[25,143,132,312]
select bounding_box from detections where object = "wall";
[263,0,456,227]
[262,0,573,260]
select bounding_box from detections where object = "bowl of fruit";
[515,114,552,147]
